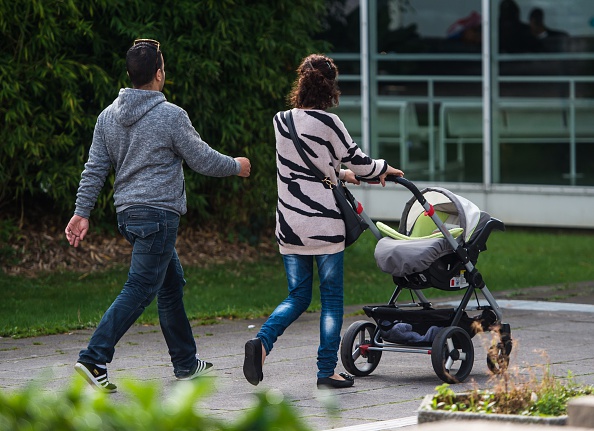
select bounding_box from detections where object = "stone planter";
[417,394,567,426]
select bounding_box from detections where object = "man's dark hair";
[529,7,544,26]
[126,43,163,88]
[499,0,520,22]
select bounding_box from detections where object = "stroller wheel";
[340,320,382,376]
[431,326,474,383]
[487,324,513,374]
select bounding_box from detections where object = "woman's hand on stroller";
[378,165,404,186]
[341,169,361,185]
[353,165,405,186]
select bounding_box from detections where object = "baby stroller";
[340,176,512,383]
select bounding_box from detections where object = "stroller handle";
[356,175,427,205]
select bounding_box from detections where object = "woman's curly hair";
[288,54,341,110]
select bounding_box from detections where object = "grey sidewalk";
[2,300,594,431]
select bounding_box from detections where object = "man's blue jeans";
[78,206,197,377]
[257,252,344,379]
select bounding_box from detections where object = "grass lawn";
[1,227,593,338]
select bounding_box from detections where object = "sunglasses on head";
[133,39,161,71]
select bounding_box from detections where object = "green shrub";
[0,377,312,430]
[0,0,328,237]
[0,218,19,265]
[430,368,594,417]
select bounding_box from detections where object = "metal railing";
[330,52,594,185]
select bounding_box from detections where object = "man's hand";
[65,215,89,248]
[235,157,251,178]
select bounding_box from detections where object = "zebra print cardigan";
[274,108,388,255]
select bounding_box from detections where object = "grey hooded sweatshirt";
[74,88,240,218]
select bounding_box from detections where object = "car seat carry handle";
[388,175,427,206]
[356,175,427,206]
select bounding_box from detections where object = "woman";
[243,53,404,389]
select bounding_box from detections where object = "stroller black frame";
[340,176,512,383]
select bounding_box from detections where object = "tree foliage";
[0,0,328,238]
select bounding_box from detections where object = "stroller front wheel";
[340,320,382,376]
[431,326,474,383]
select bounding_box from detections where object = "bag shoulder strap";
[284,110,327,182]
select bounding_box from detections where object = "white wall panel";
[351,183,594,229]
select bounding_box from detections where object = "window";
[324,0,594,186]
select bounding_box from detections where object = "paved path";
[2,286,594,431]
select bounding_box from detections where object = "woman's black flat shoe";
[317,372,354,389]
[243,338,263,386]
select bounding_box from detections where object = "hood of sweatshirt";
[112,88,166,127]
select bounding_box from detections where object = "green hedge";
[0,378,313,430]
[0,0,327,237]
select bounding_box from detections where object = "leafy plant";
[0,377,312,430]
[430,357,594,417]
[0,218,20,266]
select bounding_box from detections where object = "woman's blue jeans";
[78,206,197,377]
[257,252,344,379]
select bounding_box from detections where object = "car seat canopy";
[400,187,482,243]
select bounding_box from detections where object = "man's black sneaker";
[74,362,117,393]
[176,358,213,381]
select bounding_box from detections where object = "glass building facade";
[319,0,594,227]
[321,0,594,228]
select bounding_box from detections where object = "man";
[65,39,251,393]
[498,0,541,53]
[529,8,569,40]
